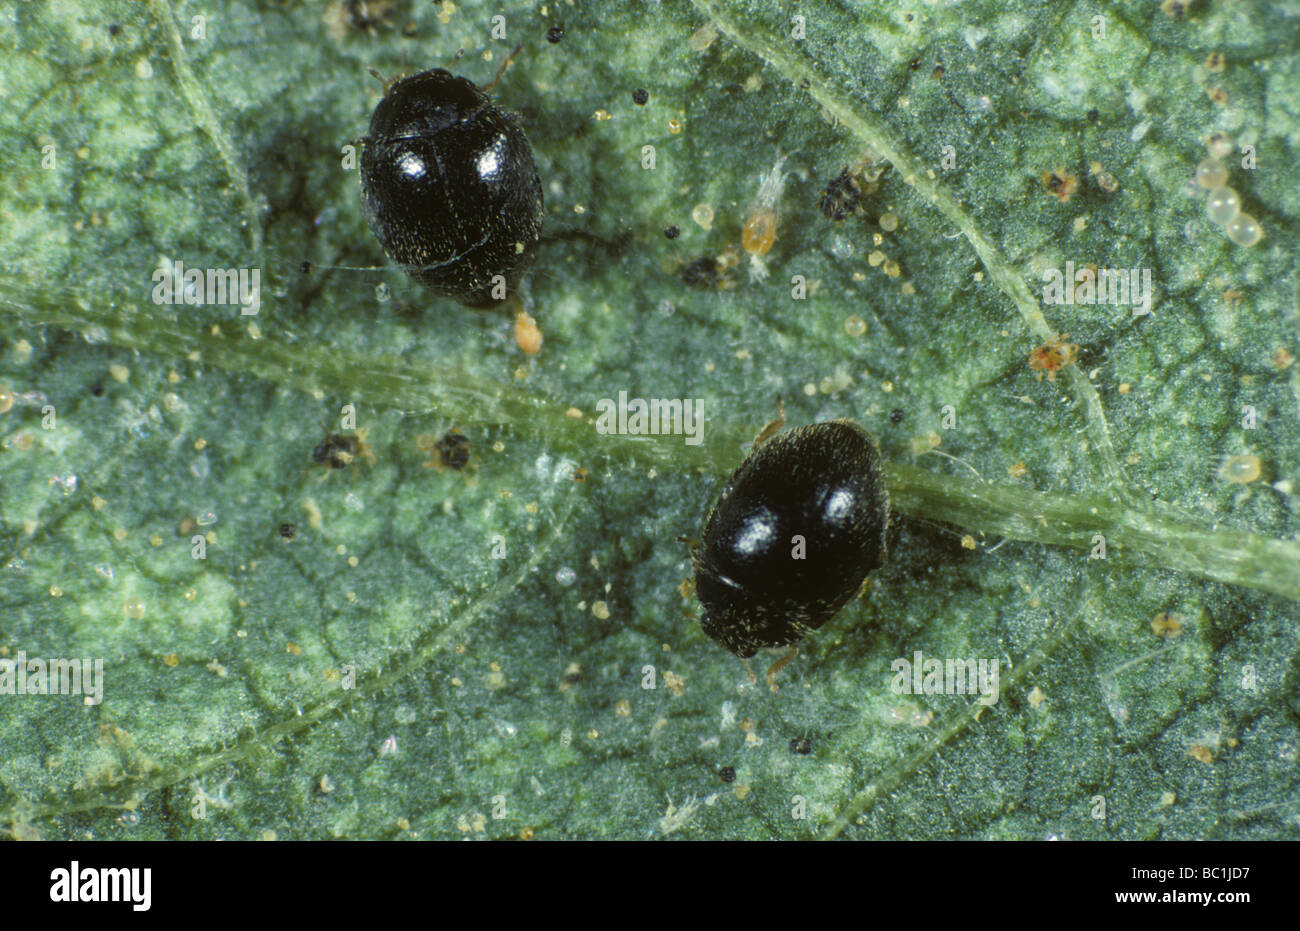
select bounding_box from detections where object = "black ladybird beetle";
[359,69,544,306]
[692,417,889,673]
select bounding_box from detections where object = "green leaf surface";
[1,0,1297,840]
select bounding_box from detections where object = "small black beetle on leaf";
[693,414,889,685]
[359,68,544,306]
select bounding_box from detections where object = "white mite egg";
[1219,454,1261,484]
[1205,187,1240,226]
[1225,213,1262,247]
[1206,134,1233,160]
[1195,157,1228,190]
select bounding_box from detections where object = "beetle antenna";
[484,40,526,91]
[367,67,397,94]
[751,396,786,448]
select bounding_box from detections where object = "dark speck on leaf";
[90,382,105,397]
[790,737,812,755]
[632,88,649,105]
[819,167,863,222]
[108,24,122,36]
[435,431,471,470]
[664,225,680,239]
[681,256,720,289]
[278,523,296,540]
[889,408,905,423]
[719,766,736,783]
[343,0,389,32]
[546,24,564,43]
[313,433,365,469]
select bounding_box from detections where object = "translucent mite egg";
[1206,133,1233,160]
[1225,213,1262,247]
[1195,157,1228,189]
[1205,186,1240,226]
[1219,454,1261,484]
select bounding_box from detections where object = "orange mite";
[742,209,777,256]
[742,153,791,280]
[1041,167,1078,202]
[1029,334,1079,381]
[514,309,542,355]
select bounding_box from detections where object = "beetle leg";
[752,396,786,448]
[483,40,525,92]
[417,433,443,470]
[765,644,799,693]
